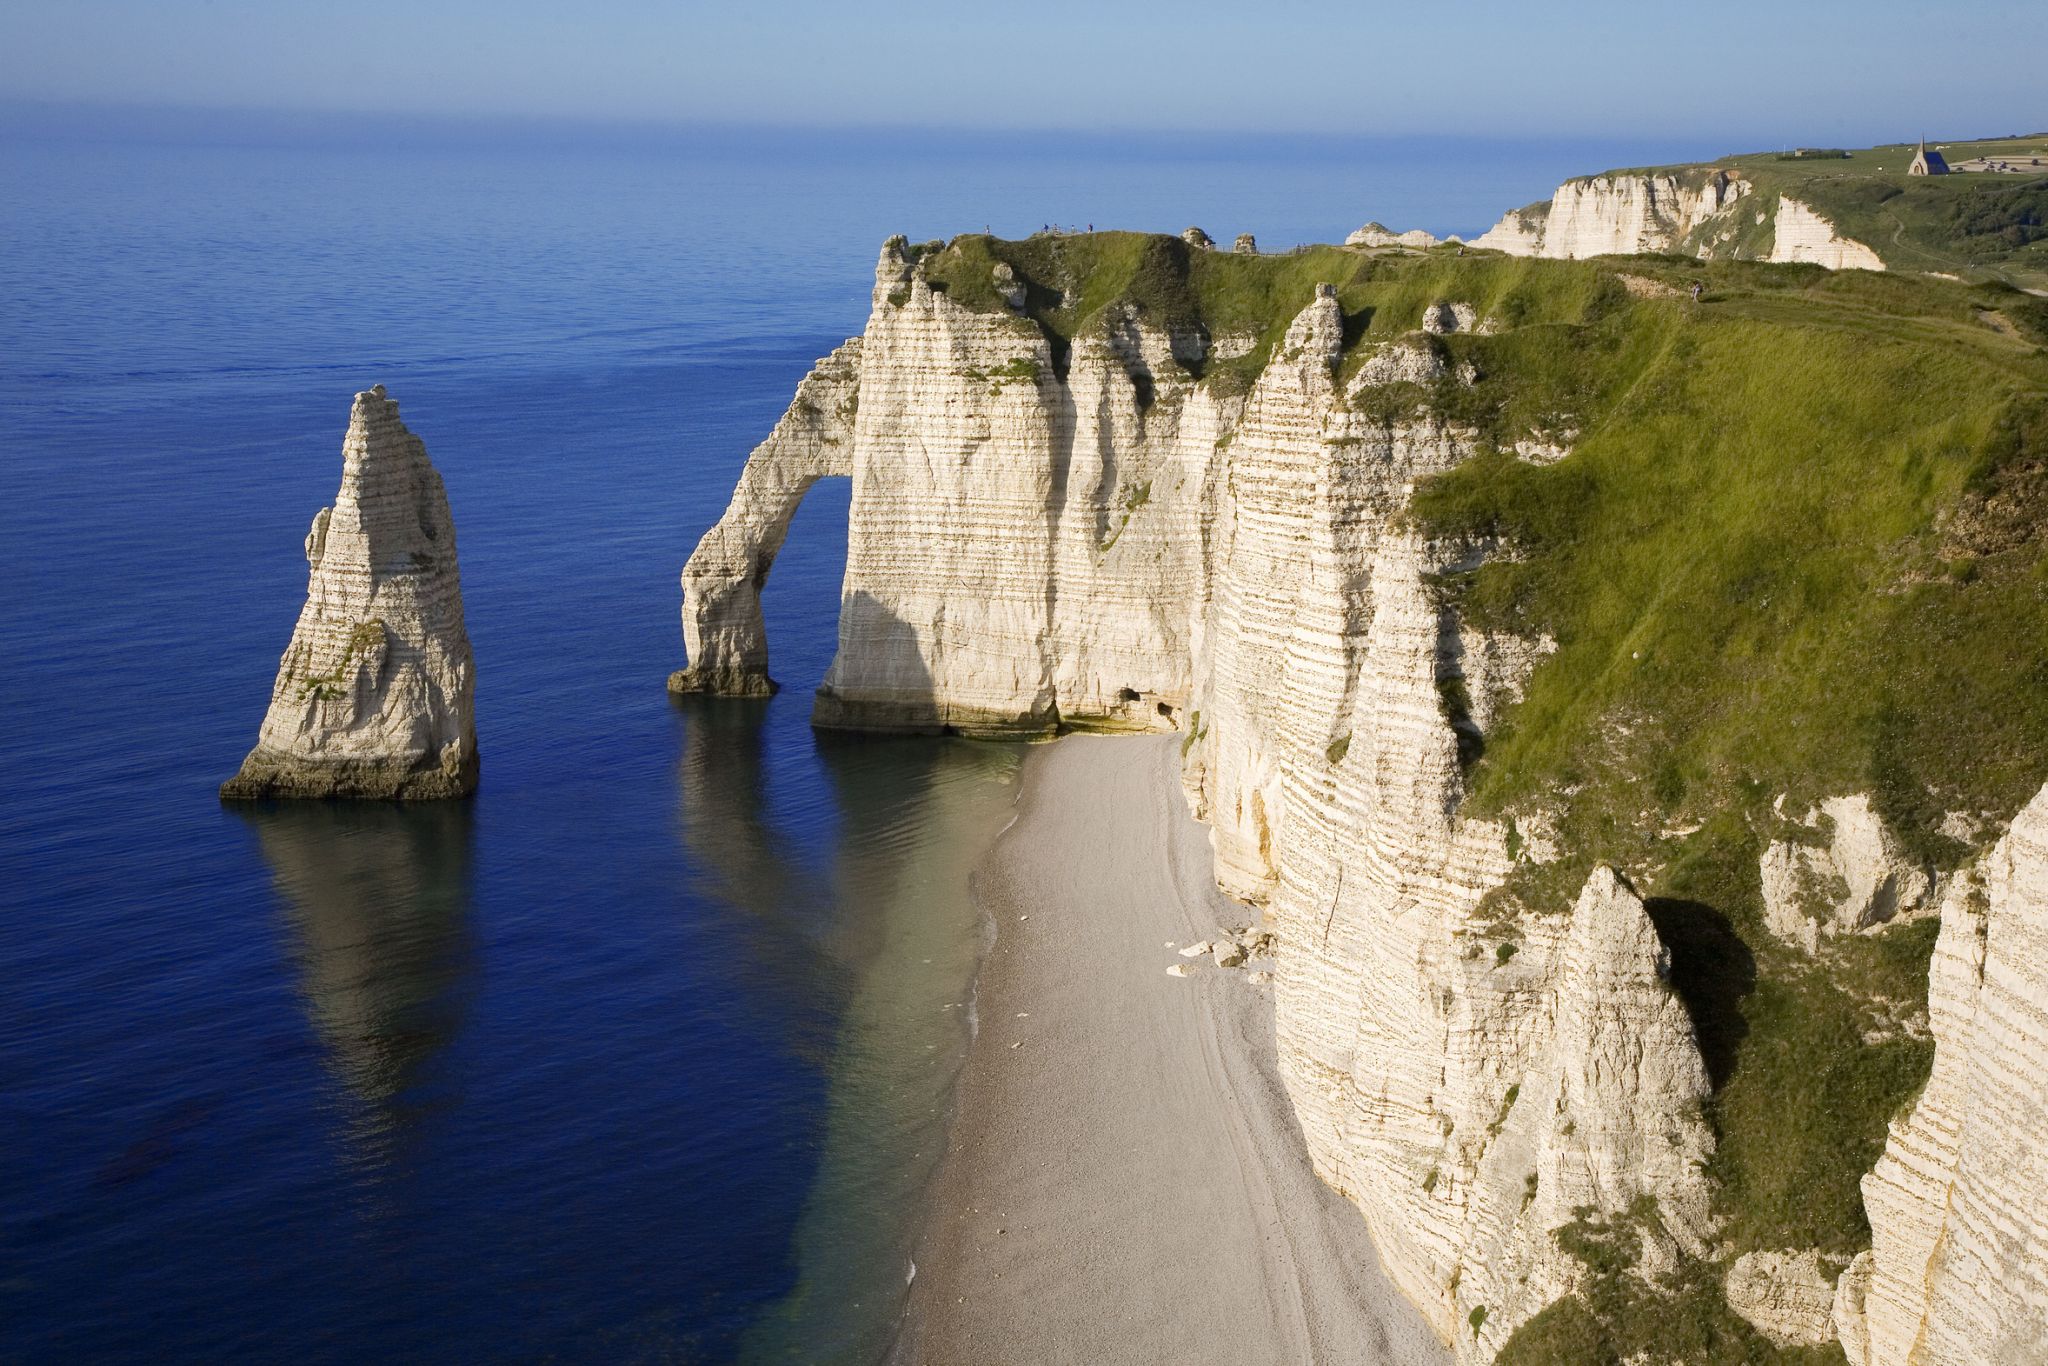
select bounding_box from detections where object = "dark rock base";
[667,666,779,698]
[220,746,479,801]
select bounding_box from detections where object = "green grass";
[1382,250,2046,1358]
[1712,138,2048,291]
[1409,276,2048,849]
[292,619,386,701]
[1501,1202,1850,1365]
[915,232,1646,395]
[1643,820,1941,1257]
[1500,1260,1846,1366]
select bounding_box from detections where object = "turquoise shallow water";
[0,122,1716,1362]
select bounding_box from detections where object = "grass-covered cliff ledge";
[1486,134,2048,290]
[1399,256,2048,1360]
[911,227,2044,383]
[876,232,2048,1359]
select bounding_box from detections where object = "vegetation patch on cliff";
[914,231,1641,393]
[1400,255,2046,1359]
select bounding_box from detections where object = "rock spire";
[222,386,477,800]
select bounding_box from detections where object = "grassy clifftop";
[1405,254,2047,1360]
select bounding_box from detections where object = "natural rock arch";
[669,339,862,697]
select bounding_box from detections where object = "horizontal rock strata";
[680,242,1737,1358]
[223,386,477,801]
[1840,779,2048,1365]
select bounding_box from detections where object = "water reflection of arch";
[669,688,1023,1041]
[670,693,968,965]
[671,693,846,1065]
[238,801,476,1152]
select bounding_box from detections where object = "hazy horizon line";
[10,96,2027,165]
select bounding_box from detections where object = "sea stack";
[221,386,478,800]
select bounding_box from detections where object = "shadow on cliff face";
[236,800,477,1156]
[1644,896,1756,1092]
[817,590,996,732]
[1340,304,1378,350]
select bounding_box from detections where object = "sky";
[0,0,2042,144]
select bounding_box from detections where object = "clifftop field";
[1663,136,2047,292]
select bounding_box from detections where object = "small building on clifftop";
[1908,138,1950,175]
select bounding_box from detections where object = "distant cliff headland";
[1399,134,2047,295]
[672,136,2048,1362]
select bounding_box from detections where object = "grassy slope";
[1412,260,2048,1361]
[917,235,2048,1361]
[1573,137,2048,293]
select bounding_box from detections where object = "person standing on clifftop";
[1690,281,1703,303]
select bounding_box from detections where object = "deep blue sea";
[0,119,1720,1363]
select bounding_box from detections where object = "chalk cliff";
[1348,221,1447,249]
[1759,794,1938,954]
[1768,196,1888,271]
[223,386,477,800]
[1472,171,1750,259]
[676,239,1729,1357]
[679,233,2044,1360]
[1836,781,2048,1365]
[1471,172,1885,271]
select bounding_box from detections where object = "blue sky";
[1,0,2041,142]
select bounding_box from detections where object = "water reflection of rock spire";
[240,802,475,1157]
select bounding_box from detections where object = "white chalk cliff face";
[1769,196,1888,271]
[678,243,1728,1357]
[1347,221,1446,249]
[682,238,2048,1361]
[1759,794,1938,954]
[681,236,1215,735]
[223,386,477,800]
[1471,172,1885,271]
[1473,171,1749,259]
[1836,780,2048,1366]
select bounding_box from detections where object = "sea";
[0,113,1721,1363]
